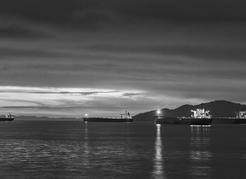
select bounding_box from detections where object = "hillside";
[133,100,246,121]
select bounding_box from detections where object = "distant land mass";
[15,116,81,121]
[133,100,246,121]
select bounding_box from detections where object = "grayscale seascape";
[0,0,246,178]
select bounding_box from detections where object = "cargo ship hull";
[0,117,14,121]
[189,118,212,125]
[212,118,246,124]
[83,117,133,122]
[156,117,246,125]
[155,117,212,125]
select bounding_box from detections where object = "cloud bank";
[0,0,246,117]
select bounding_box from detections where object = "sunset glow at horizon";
[0,85,206,117]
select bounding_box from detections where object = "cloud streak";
[0,86,153,116]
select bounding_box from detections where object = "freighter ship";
[83,111,133,123]
[155,108,212,125]
[155,108,246,125]
[0,113,14,121]
[212,111,246,124]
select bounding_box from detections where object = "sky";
[0,0,246,117]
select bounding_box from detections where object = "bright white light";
[156,109,161,115]
[85,113,88,117]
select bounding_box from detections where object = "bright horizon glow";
[0,85,206,117]
[0,85,147,117]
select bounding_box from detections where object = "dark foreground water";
[0,121,246,179]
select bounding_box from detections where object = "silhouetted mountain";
[133,100,246,121]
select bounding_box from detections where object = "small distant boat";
[83,111,133,123]
[155,109,212,125]
[0,113,15,121]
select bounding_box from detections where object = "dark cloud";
[0,47,62,58]
[0,24,42,39]
[123,93,143,97]
[0,14,54,38]
[0,0,246,116]
[85,44,246,61]
[0,0,246,27]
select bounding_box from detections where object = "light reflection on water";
[83,123,89,166]
[190,126,212,178]
[152,124,165,179]
[0,121,246,178]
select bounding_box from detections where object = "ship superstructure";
[189,109,212,125]
[0,113,15,121]
[191,109,211,119]
[236,111,246,119]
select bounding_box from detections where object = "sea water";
[0,120,246,179]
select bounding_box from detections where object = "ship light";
[85,113,89,118]
[156,109,162,115]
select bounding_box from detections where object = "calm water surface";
[0,120,246,179]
